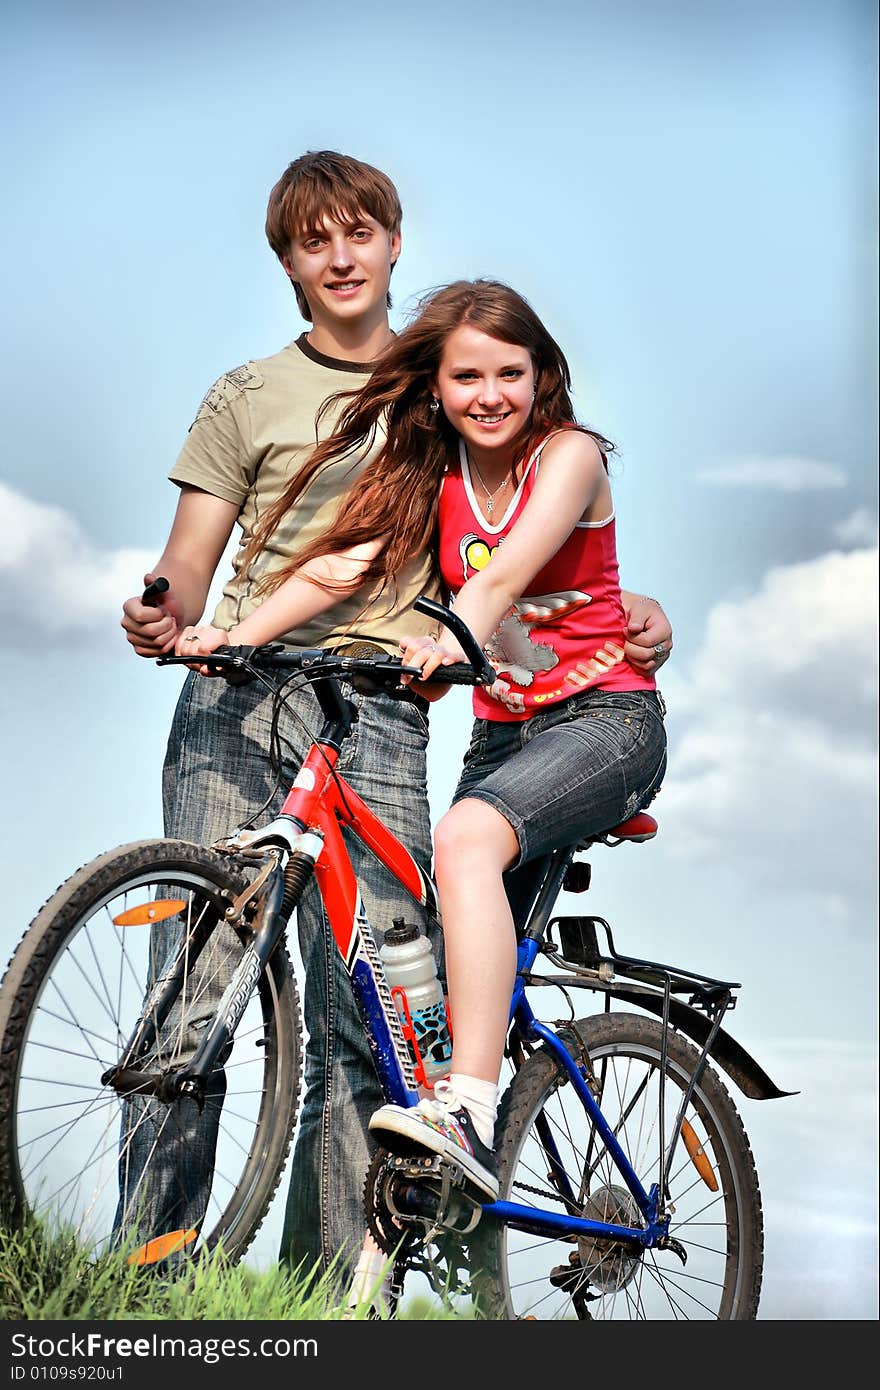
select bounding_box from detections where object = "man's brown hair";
[266,150,403,320]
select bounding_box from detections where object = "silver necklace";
[469,456,512,516]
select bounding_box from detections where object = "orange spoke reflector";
[127,1229,198,1266]
[113,900,187,926]
[681,1118,719,1191]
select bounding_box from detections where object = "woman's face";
[434,325,536,461]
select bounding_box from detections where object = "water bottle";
[380,917,453,1082]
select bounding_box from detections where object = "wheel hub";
[576,1184,642,1291]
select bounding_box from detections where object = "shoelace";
[415,1078,461,1125]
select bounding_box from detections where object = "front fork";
[104,832,320,1106]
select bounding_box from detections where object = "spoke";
[48,957,117,1051]
[671,1235,728,1258]
[19,1092,121,1148]
[84,924,122,1041]
[21,1075,110,1092]
[670,1189,726,1229]
[23,1039,113,1067]
[25,1096,119,1212]
[18,1095,119,1117]
[506,1267,576,1319]
[32,1006,119,1052]
[641,1253,721,1318]
[640,1255,688,1319]
[220,1106,263,1127]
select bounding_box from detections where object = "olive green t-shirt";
[169,335,440,652]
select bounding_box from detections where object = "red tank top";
[438,434,656,721]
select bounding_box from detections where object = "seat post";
[521,846,577,943]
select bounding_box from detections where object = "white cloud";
[0,483,238,648]
[740,1037,877,1319]
[0,483,157,646]
[657,546,878,899]
[696,455,848,491]
[833,507,879,547]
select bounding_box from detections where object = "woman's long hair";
[242,279,614,595]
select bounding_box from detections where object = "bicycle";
[0,595,790,1318]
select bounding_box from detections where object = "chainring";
[363,1148,425,1257]
[362,1148,478,1307]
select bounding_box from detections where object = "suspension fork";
[169,837,331,1104]
[106,835,321,1105]
[108,892,230,1079]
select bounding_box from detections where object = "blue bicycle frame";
[479,935,668,1249]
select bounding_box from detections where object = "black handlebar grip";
[141,576,170,608]
[412,595,496,684]
[429,662,483,686]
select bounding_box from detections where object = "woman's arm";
[406,431,606,679]
[175,537,385,658]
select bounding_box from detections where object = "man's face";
[282,212,401,327]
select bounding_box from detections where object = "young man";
[120,150,673,1290]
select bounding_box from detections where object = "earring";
[429,398,440,412]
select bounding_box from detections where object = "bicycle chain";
[511,1178,583,1212]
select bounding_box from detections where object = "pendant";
[486,498,494,516]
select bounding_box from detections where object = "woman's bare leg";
[433,797,520,1084]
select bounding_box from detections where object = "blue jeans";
[453,688,667,862]
[118,669,433,1286]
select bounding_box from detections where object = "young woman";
[177,279,668,1202]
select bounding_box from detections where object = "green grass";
[0,1222,462,1321]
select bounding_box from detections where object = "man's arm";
[620,591,673,675]
[120,486,240,657]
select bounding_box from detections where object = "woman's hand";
[621,595,673,676]
[398,632,469,684]
[175,624,230,675]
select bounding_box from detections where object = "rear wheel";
[473,1013,763,1319]
[0,840,302,1265]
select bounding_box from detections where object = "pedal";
[384,1154,484,1235]
[389,1153,443,1181]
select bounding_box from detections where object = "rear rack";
[544,914,740,1013]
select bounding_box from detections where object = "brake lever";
[156,646,263,686]
[344,659,423,696]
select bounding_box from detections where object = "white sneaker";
[369,1084,499,1200]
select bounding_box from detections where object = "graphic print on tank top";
[457,532,593,689]
[439,436,656,720]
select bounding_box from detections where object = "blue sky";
[1,0,877,1318]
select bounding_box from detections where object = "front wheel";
[0,840,302,1265]
[473,1012,764,1319]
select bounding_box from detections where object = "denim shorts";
[452,687,667,866]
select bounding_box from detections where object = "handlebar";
[412,595,496,685]
[157,646,484,691]
[153,588,495,693]
[141,577,170,608]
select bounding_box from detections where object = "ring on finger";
[653,643,666,659]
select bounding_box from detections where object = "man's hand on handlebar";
[121,573,185,658]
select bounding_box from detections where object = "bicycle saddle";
[593,812,658,846]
